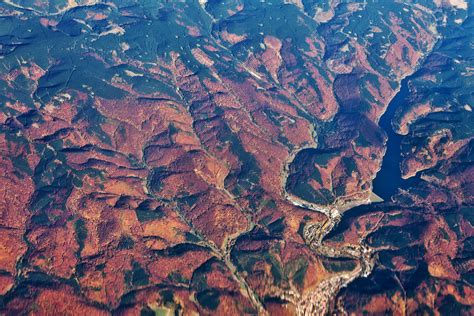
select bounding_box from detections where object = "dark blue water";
[325,77,423,239]
[372,76,420,200]
[359,14,473,201]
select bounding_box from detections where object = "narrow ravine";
[283,190,375,315]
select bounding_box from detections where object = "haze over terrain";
[0,0,472,315]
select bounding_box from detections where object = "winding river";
[283,57,433,316]
[372,75,420,200]
[324,72,425,239]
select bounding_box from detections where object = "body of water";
[372,76,420,200]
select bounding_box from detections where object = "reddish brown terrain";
[0,0,472,315]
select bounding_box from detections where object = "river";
[325,71,427,239]
[372,75,420,200]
